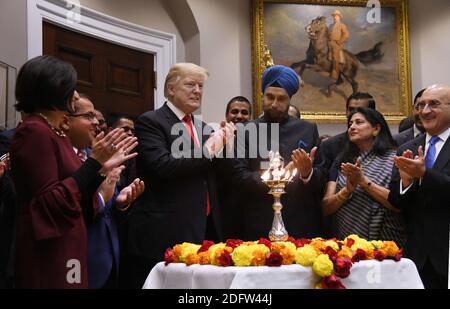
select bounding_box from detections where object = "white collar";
[425,126,450,144]
[413,124,422,138]
[167,101,188,121]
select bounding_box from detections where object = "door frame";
[27,0,176,108]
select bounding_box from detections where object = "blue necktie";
[425,136,440,169]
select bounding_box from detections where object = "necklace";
[37,113,66,137]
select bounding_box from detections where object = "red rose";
[346,238,355,247]
[226,239,243,249]
[218,250,233,267]
[258,238,272,249]
[334,258,352,278]
[287,236,297,244]
[294,238,312,248]
[266,252,283,266]
[351,249,367,263]
[374,250,386,261]
[394,249,404,262]
[164,248,174,265]
[197,240,215,253]
[325,246,338,262]
[321,275,346,289]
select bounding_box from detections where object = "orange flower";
[280,248,295,265]
[383,241,400,257]
[251,250,266,266]
[337,247,352,259]
[198,251,210,265]
[185,253,200,265]
[172,244,183,263]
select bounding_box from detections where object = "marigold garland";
[164,234,403,289]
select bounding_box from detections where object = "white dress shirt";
[400,126,450,193]
[167,101,200,145]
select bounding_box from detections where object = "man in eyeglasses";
[66,94,144,289]
[67,93,99,152]
[389,84,450,289]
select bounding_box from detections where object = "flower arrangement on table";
[164,234,403,289]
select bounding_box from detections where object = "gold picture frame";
[252,0,411,123]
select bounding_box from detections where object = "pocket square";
[297,140,309,150]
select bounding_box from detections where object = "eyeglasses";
[414,100,450,111]
[69,112,97,121]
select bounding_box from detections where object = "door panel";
[43,21,155,119]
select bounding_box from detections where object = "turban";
[261,65,300,98]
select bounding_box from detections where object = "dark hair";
[15,55,77,114]
[225,96,252,115]
[345,92,376,110]
[413,88,426,105]
[339,107,396,164]
[73,93,93,113]
[108,113,136,128]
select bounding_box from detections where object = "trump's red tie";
[182,115,211,216]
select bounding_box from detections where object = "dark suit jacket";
[317,131,348,179]
[233,116,325,240]
[127,103,221,262]
[0,129,15,156]
[388,134,450,278]
[393,127,414,148]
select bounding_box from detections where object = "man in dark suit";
[394,88,426,147]
[218,96,252,240]
[389,84,450,289]
[125,63,235,288]
[233,65,325,240]
[318,92,376,178]
[66,94,144,289]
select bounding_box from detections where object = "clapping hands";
[204,121,236,157]
[116,178,145,210]
[291,147,317,178]
[393,146,426,187]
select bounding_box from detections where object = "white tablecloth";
[143,259,424,289]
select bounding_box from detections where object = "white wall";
[409,0,450,93]
[187,0,252,123]
[0,0,27,128]
[0,0,27,70]
[79,0,186,62]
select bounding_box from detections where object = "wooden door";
[43,21,155,119]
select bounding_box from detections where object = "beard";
[264,108,288,123]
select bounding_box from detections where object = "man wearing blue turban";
[233,65,326,240]
[261,65,300,98]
